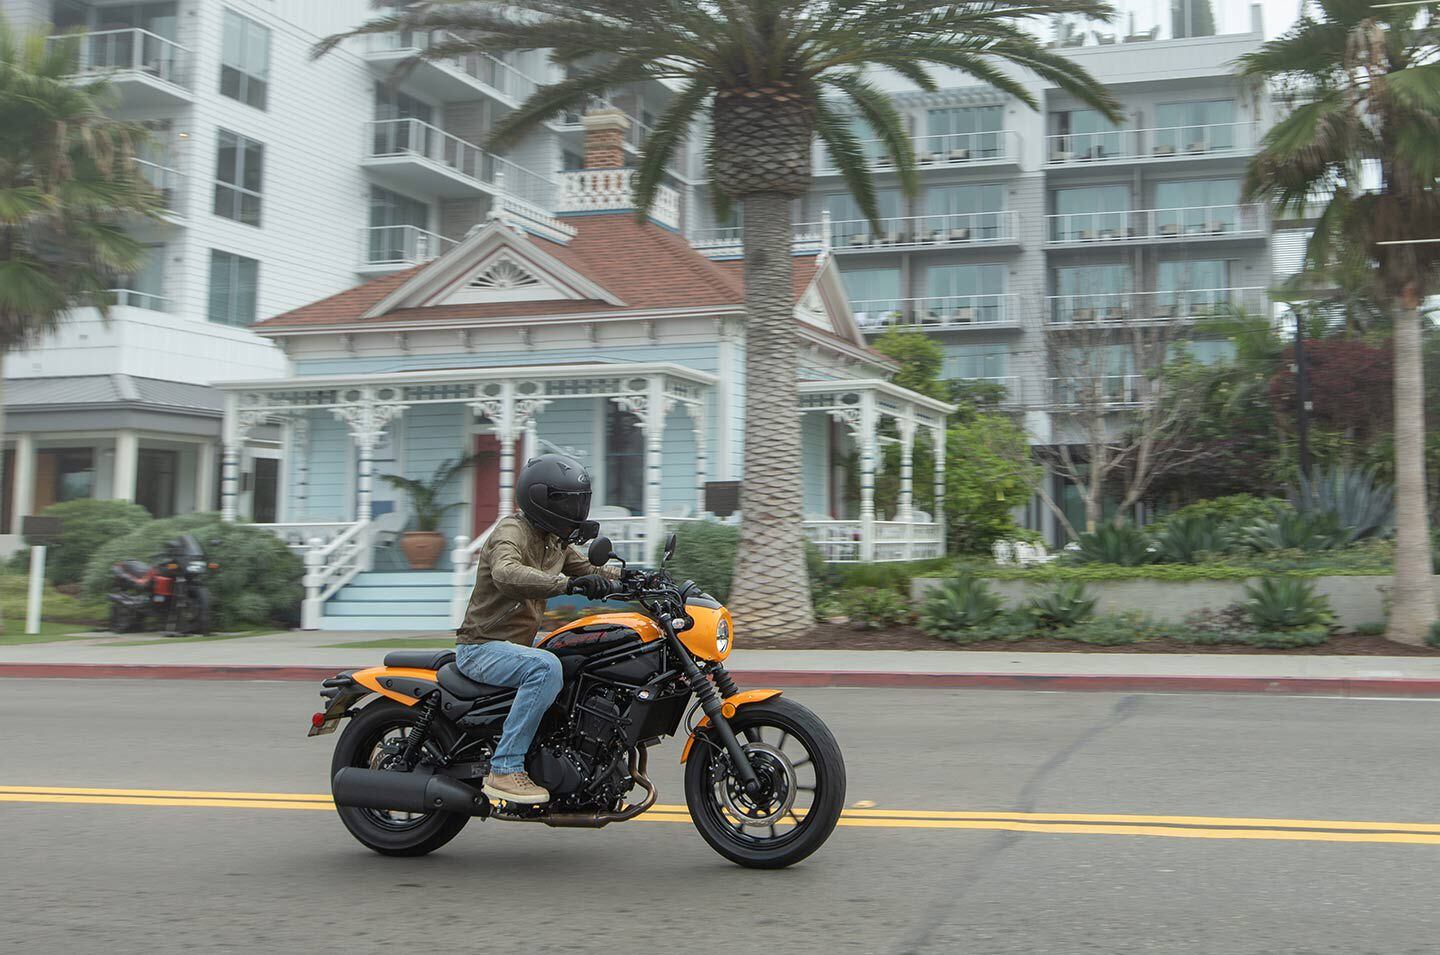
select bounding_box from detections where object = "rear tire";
[684,697,845,869]
[331,699,469,857]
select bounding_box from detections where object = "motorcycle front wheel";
[684,697,846,869]
[175,586,211,635]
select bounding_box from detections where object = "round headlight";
[715,618,730,655]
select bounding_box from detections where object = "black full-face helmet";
[517,452,598,544]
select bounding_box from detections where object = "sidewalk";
[5,629,1440,695]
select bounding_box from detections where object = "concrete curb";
[4,663,1440,696]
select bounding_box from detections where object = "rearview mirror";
[663,533,678,562]
[588,536,616,566]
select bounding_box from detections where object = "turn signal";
[208,563,219,569]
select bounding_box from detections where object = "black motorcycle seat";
[383,649,456,671]
[437,662,509,700]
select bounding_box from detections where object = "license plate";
[307,717,341,737]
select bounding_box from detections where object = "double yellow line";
[5,785,1440,846]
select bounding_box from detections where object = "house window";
[368,186,431,263]
[251,457,278,523]
[213,129,264,226]
[604,406,643,515]
[208,250,259,326]
[136,449,178,518]
[925,106,1004,158]
[1049,108,1126,160]
[1154,100,1235,153]
[373,84,436,154]
[839,267,901,327]
[1051,184,1130,241]
[220,9,270,110]
[34,448,95,511]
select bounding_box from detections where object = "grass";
[324,637,455,650]
[0,570,108,630]
[0,619,103,645]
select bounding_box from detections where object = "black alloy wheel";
[683,697,846,869]
[330,699,470,856]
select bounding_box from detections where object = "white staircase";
[319,571,456,631]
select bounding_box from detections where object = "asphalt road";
[3,680,1440,954]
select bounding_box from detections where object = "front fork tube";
[662,621,761,794]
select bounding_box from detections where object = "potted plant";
[380,455,474,570]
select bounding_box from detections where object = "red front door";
[472,434,522,536]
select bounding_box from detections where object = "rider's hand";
[567,574,617,600]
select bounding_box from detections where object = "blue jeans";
[454,641,563,775]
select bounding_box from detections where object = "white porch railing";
[360,225,457,268]
[852,294,1019,331]
[110,288,168,311]
[255,521,372,629]
[1046,204,1266,244]
[48,28,190,89]
[804,519,943,562]
[257,522,358,555]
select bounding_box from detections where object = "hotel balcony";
[688,211,1018,260]
[357,225,458,274]
[1048,375,1150,408]
[362,118,558,208]
[1045,204,1266,248]
[815,130,1021,175]
[852,294,1021,333]
[360,32,545,108]
[1044,122,1257,169]
[47,28,192,107]
[1045,287,1269,326]
[134,157,185,222]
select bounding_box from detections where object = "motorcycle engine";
[528,684,633,808]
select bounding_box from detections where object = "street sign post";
[19,517,59,636]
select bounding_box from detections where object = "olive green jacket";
[456,514,612,646]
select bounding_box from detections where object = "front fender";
[679,689,783,763]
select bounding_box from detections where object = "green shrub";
[1245,627,1329,649]
[1023,581,1097,629]
[836,587,911,630]
[1241,577,1334,631]
[664,521,739,601]
[1428,621,1440,649]
[27,499,153,586]
[1353,620,1386,637]
[1151,514,1229,564]
[1052,616,1146,645]
[1072,523,1154,566]
[1152,495,1288,532]
[84,515,302,631]
[1291,464,1394,544]
[831,557,952,594]
[1235,511,1342,553]
[917,576,1003,638]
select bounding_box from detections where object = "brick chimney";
[581,107,631,169]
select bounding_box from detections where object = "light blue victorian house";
[220,145,952,630]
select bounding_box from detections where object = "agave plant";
[918,576,1003,637]
[1023,581,1097,629]
[1150,514,1228,564]
[1235,510,1341,553]
[1241,577,1333,632]
[1290,464,1395,545]
[1073,523,1154,566]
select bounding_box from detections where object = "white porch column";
[858,391,878,562]
[220,392,241,522]
[932,425,947,554]
[194,440,216,513]
[498,383,516,517]
[10,432,35,531]
[643,376,666,556]
[291,417,310,519]
[112,429,139,503]
[331,387,408,526]
[693,400,708,515]
[356,440,375,523]
[897,416,916,560]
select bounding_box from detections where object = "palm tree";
[317,0,1120,637]
[1240,1,1440,645]
[0,23,156,550]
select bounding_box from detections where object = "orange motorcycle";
[309,533,845,868]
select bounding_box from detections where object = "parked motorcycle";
[108,533,216,636]
[310,532,846,868]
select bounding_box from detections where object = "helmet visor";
[547,490,592,524]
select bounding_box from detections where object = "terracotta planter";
[399,531,446,570]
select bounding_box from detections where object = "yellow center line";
[5,785,1440,846]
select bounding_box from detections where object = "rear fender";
[679,689,783,763]
[350,666,441,707]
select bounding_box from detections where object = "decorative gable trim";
[798,255,868,348]
[362,220,623,319]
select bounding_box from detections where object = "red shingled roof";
[254,214,820,330]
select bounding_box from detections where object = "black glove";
[567,574,616,600]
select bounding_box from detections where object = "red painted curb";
[3,662,1440,696]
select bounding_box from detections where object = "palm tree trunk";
[0,359,7,632]
[1387,296,1435,645]
[728,191,815,637]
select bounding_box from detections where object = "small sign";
[21,516,61,542]
[705,481,741,518]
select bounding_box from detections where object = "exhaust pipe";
[332,768,486,815]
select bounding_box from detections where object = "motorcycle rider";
[455,452,618,806]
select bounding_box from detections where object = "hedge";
[27,499,153,586]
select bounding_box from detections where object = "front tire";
[176,586,211,635]
[684,697,845,869]
[330,699,469,857]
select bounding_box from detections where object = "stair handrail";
[301,519,372,630]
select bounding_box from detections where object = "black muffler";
[332,768,486,815]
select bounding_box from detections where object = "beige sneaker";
[483,771,550,805]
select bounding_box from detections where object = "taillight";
[311,712,326,728]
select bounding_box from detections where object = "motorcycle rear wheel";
[331,699,469,857]
[684,697,846,869]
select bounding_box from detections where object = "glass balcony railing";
[851,294,1019,331]
[47,28,190,89]
[1046,204,1265,243]
[1045,122,1254,164]
[360,225,457,267]
[1046,287,1268,324]
[365,118,558,208]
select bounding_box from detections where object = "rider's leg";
[455,640,562,804]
